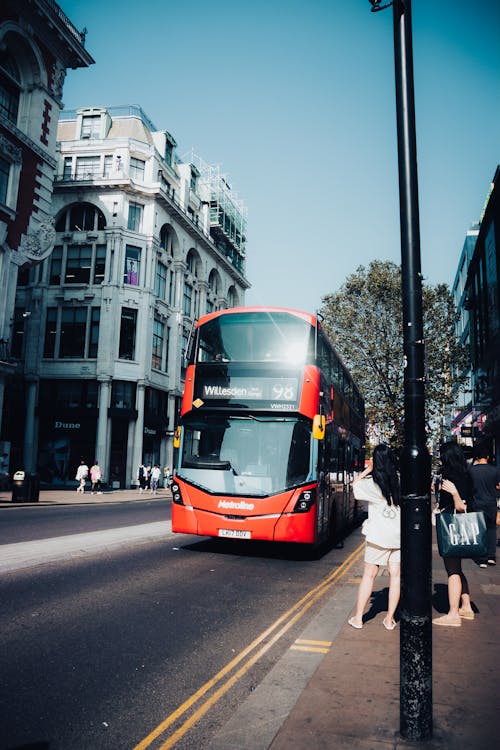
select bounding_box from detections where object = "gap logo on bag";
[447,518,481,547]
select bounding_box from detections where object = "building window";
[181,333,188,373]
[88,307,100,358]
[152,319,164,370]
[130,157,145,181]
[0,156,10,204]
[165,141,174,167]
[111,380,136,409]
[165,327,170,372]
[63,157,72,180]
[75,156,101,180]
[183,283,193,317]
[11,308,25,358]
[60,307,87,358]
[160,225,174,256]
[0,51,20,124]
[119,307,137,360]
[81,115,101,140]
[94,245,106,284]
[127,202,143,232]
[103,155,113,177]
[65,245,92,284]
[55,203,106,232]
[154,261,167,299]
[43,308,57,358]
[168,270,175,305]
[190,168,198,192]
[49,246,63,285]
[124,245,140,286]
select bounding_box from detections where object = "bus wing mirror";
[312,414,325,440]
[173,426,181,449]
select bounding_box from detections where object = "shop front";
[38,411,97,486]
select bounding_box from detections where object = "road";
[0,501,358,750]
[0,498,170,543]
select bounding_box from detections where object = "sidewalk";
[209,528,499,750]
[0,486,171,507]
[268,535,499,749]
[1,489,498,748]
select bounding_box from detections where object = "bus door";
[318,423,338,541]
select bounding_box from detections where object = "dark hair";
[372,444,400,507]
[439,441,469,484]
[472,441,491,461]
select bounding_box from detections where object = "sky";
[59,0,500,314]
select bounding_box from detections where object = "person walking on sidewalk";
[75,460,89,493]
[468,441,500,568]
[150,464,161,494]
[348,444,401,631]
[90,460,102,494]
[163,465,171,489]
[433,441,475,627]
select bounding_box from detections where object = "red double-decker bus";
[171,307,364,547]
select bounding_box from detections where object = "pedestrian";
[433,441,475,627]
[145,465,151,490]
[137,463,147,493]
[163,465,171,489]
[75,459,89,493]
[431,466,442,505]
[348,444,401,631]
[90,460,102,494]
[150,464,161,494]
[468,441,500,568]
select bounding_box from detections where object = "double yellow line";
[133,542,364,750]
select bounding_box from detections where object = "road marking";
[290,645,330,654]
[132,541,364,750]
[294,638,332,646]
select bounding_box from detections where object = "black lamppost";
[369,0,432,741]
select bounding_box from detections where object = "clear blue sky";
[59,0,500,313]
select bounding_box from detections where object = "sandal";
[432,614,461,627]
[458,608,475,620]
[382,617,397,631]
[348,617,363,630]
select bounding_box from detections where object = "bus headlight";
[171,482,183,505]
[293,489,315,513]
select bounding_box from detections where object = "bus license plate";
[218,529,251,539]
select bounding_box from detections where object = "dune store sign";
[54,420,81,430]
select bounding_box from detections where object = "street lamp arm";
[369,0,394,11]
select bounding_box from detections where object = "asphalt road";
[0,498,170,544]
[0,504,349,750]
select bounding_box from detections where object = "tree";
[320,260,468,449]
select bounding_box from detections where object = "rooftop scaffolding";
[186,151,247,258]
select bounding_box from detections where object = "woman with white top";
[348,444,401,631]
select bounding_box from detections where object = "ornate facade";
[8,105,250,487]
[0,0,93,478]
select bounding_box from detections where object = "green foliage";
[320,260,468,449]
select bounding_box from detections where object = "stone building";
[8,104,249,487]
[0,0,93,481]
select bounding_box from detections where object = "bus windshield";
[178,414,313,497]
[196,311,314,364]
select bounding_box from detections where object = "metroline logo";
[218,499,255,510]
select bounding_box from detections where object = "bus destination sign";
[201,376,299,407]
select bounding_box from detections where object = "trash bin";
[11,470,29,503]
[29,473,39,502]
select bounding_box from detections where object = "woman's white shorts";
[365,541,401,566]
